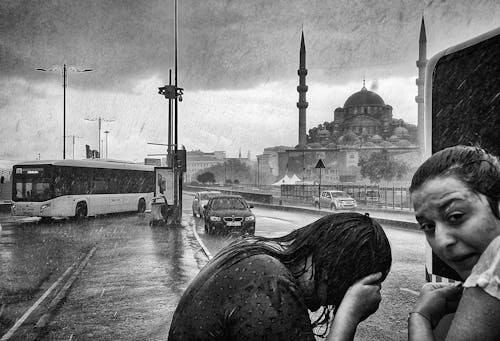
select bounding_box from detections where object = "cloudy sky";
[1,0,499,162]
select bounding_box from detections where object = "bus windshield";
[13,166,53,202]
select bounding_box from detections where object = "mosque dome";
[344,86,385,108]
[362,141,377,148]
[369,134,383,142]
[326,142,338,149]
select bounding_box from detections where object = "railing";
[280,184,413,211]
[185,182,413,212]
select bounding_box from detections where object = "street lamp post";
[84,116,115,158]
[66,134,83,159]
[36,64,92,159]
[257,157,260,188]
[104,130,110,159]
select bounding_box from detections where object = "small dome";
[326,142,337,148]
[396,139,412,147]
[344,86,385,108]
[389,135,400,142]
[307,142,323,149]
[394,126,409,138]
[379,140,395,148]
[370,134,383,142]
[295,144,307,149]
[362,141,377,148]
[338,132,360,146]
[318,128,330,137]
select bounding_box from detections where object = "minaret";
[416,17,427,157]
[297,30,308,146]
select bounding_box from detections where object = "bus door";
[424,27,500,338]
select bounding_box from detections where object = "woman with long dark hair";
[168,212,392,340]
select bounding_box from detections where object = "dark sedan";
[203,195,255,235]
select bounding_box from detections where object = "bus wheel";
[138,199,146,213]
[75,202,87,219]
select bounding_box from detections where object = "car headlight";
[245,215,255,221]
[209,216,221,222]
[40,203,51,211]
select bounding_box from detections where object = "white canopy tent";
[271,174,302,186]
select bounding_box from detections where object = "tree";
[197,171,216,184]
[204,159,254,185]
[358,149,409,183]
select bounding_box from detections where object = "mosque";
[262,19,427,184]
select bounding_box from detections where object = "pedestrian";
[168,212,392,340]
[408,145,500,340]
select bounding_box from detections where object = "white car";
[192,191,221,217]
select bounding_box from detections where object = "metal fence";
[280,184,413,211]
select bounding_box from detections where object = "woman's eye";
[447,212,464,223]
[419,222,435,232]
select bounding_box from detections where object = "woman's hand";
[412,283,463,328]
[337,272,383,323]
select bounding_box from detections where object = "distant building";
[186,150,225,182]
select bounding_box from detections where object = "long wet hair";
[409,145,500,218]
[206,212,392,334]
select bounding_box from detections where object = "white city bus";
[11,159,155,218]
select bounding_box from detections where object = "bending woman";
[168,212,392,340]
[408,145,500,340]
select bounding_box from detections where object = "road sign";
[315,159,325,169]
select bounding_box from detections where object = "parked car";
[203,195,255,235]
[192,191,221,217]
[358,189,380,204]
[312,190,357,210]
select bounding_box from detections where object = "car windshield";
[211,198,247,210]
[331,191,349,198]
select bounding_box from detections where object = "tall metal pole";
[63,64,67,159]
[257,157,260,188]
[104,130,109,158]
[174,0,180,214]
[98,117,102,157]
[168,70,173,167]
[318,168,322,210]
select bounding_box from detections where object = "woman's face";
[412,176,500,279]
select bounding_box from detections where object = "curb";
[191,225,212,260]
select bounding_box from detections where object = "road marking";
[0,256,80,340]
[192,225,212,260]
[399,287,419,296]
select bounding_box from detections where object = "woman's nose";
[433,223,457,251]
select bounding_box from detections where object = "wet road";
[0,194,426,340]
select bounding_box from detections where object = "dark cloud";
[1,0,499,92]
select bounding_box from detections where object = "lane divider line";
[0,255,81,340]
[34,246,97,331]
[192,225,212,260]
